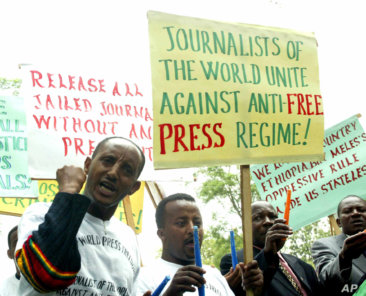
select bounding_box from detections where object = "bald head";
[337,195,366,235]
[252,200,275,212]
[92,137,145,178]
[337,195,366,217]
[251,200,278,247]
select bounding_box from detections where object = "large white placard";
[21,67,194,181]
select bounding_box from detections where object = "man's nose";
[263,216,273,225]
[107,164,119,179]
[187,221,195,233]
[351,208,361,215]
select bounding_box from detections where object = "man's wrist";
[263,248,278,266]
[58,185,82,194]
[339,250,353,270]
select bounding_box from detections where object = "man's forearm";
[16,192,90,293]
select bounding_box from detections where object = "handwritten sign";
[251,115,366,230]
[0,96,38,197]
[148,11,324,169]
[0,180,146,233]
[20,67,154,180]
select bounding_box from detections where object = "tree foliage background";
[0,77,22,96]
[194,165,331,268]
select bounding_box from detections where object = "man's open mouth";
[184,238,194,247]
[99,181,116,194]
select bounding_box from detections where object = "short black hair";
[337,195,365,216]
[92,136,145,178]
[155,193,196,228]
[8,226,18,249]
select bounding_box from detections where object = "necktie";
[278,257,304,295]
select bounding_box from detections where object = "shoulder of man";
[18,201,51,234]
[315,233,343,243]
[23,200,51,214]
[219,252,233,275]
[312,234,345,252]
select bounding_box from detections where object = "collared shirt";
[254,244,308,296]
[278,252,308,296]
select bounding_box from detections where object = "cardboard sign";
[251,115,366,230]
[20,66,195,182]
[0,95,38,197]
[20,67,154,180]
[148,11,324,169]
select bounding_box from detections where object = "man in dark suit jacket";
[311,195,366,295]
[220,200,322,296]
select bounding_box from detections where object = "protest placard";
[0,180,145,233]
[148,11,324,169]
[0,95,38,197]
[20,67,155,180]
[21,67,196,182]
[251,115,366,230]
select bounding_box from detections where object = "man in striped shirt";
[15,137,147,296]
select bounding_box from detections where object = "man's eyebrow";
[174,216,188,220]
[100,153,115,157]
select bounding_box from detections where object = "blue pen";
[230,230,238,268]
[193,225,205,296]
[151,275,170,296]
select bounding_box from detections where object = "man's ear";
[157,228,165,241]
[129,181,141,196]
[84,157,92,175]
[336,217,341,228]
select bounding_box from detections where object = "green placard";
[251,115,366,230]
[0,96,38,197]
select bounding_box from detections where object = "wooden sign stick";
[145,181,164,209]
[240,164,253,296]
[123,195,143,267]
[328,214,341,235]
[123,195,136,232]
